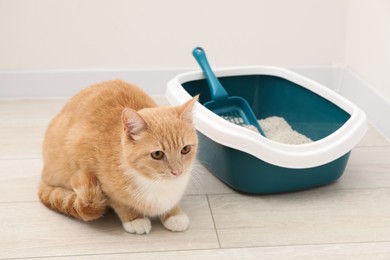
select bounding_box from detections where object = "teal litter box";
[166,66,367,194]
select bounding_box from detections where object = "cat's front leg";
[160,206,189,232]
[110,202,151,235]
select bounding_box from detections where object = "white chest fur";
[128,171,190,216]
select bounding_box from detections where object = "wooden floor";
[1,98,390,259]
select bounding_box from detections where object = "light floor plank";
[332,146,390,189]
[30,242,390,260]
[209,188,390,248]
[0,99,65,159]
[357,125,390,147]
[0,159,41,202]
[0,196,218,259]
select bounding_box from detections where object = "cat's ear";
[176,95,199,124]
[121,108,146,140]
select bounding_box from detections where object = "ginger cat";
[38,80,198,234]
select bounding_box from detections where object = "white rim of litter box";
[166,66,367,169]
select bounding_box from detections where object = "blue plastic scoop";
[192,47,266,137]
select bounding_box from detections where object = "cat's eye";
[151,150,165,160]
[181,145,192,155]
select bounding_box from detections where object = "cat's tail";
[38,172,107,221]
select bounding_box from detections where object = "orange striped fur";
[38,80,198,234]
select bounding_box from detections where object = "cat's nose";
[171,169,183,176]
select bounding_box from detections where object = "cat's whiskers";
[129,176,161,213]
[132,176,161,201]
[144,177,164,204]
[187,162,204,195]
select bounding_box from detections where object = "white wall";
[344,0,390,101]
[0,0,348,70]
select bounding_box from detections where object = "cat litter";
[244,116,312,145]
[166,66,367,194]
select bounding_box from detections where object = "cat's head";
[120,96,198,180]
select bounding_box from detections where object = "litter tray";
[166,66,367,194]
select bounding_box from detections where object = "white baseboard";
[0,68,189,98]
[0,66,389,140]
[337,66,390,141]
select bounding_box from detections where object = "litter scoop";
[192,47,266,137]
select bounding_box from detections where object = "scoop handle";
[192,47,228,100]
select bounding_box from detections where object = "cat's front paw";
[162,213,189,232]
[122,217,151,234]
